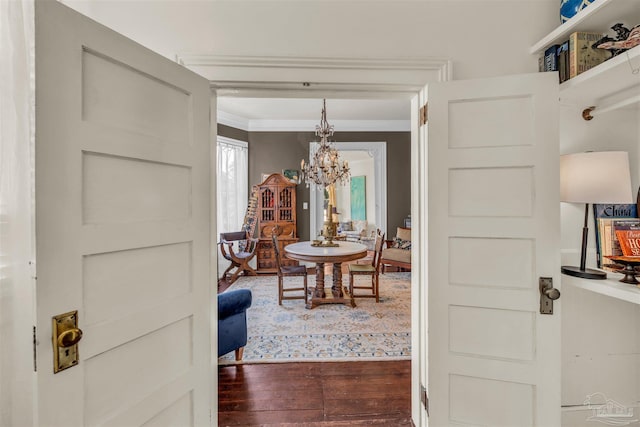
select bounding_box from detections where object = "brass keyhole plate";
[52,310,81,373]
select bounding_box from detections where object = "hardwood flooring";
[218,361,412,426]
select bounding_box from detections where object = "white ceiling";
[218,97,410,121]
[217,97,411,131]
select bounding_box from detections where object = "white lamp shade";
[560,151,633,204]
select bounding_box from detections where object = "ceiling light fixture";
[300,99,350,189]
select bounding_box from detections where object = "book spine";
[569,32,608,78]
[544,44,559,72]
[538,54,544,73]
[557,41,570,83]
[569,33,576,78]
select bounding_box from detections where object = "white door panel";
[426,73,560,426]
[35,2,212,426]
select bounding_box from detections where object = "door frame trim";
[178,54,452,427]
[176,54,452,98]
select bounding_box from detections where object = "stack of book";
[540,31,611,83]
[593,204,639,271]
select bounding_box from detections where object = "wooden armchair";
[219,231,258,284]
[380,227,412,272]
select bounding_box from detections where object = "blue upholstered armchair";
[217,289,252,361]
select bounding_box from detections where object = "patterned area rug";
[218,272,411,364]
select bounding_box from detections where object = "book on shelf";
[569,31,610,78]
[557,40,570,83]
[544,44,560,72]
[615,222,640,257]
[538,55,544,72]
[593,204,638,270]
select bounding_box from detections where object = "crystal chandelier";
[300,99,351,189]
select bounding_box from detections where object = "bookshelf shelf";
[531,0,640,108]
[563,274,640,305]
[530,0,640,55]
[559,44,640,105]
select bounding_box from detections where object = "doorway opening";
[191,53,452,424]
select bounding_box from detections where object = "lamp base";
[561,265,607,280]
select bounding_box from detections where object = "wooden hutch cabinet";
[255,173,299,273]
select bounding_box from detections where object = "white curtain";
[216,137,249,236]
[0,1,36,426]
[216,137,249,277]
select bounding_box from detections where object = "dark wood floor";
[218,361,412,426]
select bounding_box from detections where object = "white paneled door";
[424,73,561,426]
[35,2,213,426]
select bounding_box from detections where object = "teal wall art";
[350,176,366,221]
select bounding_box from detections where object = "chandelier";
[300,99,351,189]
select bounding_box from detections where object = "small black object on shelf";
[605,256,640,285]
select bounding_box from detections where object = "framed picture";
[260,173,271,183]
[350,175,366,221]
[282,169,299,184]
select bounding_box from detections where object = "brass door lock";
[52,310,83,373]
[539,277,560,315]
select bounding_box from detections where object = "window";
[216,136,248,237]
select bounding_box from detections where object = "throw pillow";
[392,237,411,250]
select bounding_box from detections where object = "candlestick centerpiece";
[312,204,339,247]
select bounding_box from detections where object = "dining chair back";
[272,234,308,305]
[348,230,385,302]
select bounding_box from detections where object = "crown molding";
[178,54,451,71]
[176,54,452,97]
[216,114,410,133]
[247,119,410,132]
[217,111,250,131]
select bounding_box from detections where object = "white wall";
[61,0,559,81]
[559,97,640,424]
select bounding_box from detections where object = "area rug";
[218,272,411,364]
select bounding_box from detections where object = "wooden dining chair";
[272,234,308,305]
[348,230,385,303]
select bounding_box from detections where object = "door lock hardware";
[52,310,83,373]
[539,277,560,315]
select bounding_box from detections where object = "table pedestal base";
[305,262,356,309]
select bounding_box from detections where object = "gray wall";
[218,124,248,142]
[218,125,410,240]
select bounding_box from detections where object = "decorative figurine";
[592,23,640,57]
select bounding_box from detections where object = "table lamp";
[560,151,633,279]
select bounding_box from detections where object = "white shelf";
[559,44,640,105]
[530,0,640,55]
[563,273,640,305]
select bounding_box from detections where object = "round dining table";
[284,241,368,309]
